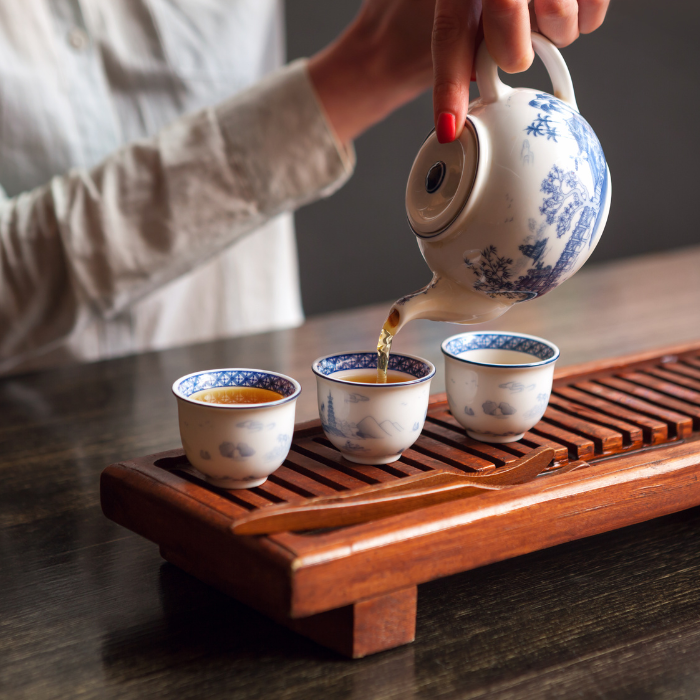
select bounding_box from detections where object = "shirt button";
[68,27,89,51]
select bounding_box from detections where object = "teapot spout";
[386,276,516,335]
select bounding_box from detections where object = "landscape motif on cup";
[314,353,434,458]
[320,391,407,454]
[465,92,608,300]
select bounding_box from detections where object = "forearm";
[60,60,353,318]
[0,60,353,365]
[307,30,405,145]
[0,187,79,364]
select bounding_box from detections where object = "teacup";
[172,368,301,488]
[442,331,559,443]
[312,352,435,464]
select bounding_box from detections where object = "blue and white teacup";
[442,332,560,443]
[172,368,301,488]
[312,352,435,464]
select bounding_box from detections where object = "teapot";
[387,32,611,335]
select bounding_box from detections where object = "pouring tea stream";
[377,32,611,380]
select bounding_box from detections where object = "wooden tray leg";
[287,586,417,659]
[159,546,416,659]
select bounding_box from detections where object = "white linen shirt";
[0,0,354,375]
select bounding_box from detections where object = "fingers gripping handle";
[475,32,578,110]
[531,32,578,109]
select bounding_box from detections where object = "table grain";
[3,247,700,699]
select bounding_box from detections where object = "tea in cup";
[442,332,559,443]
[312,352,435,464]
[172,368,301,488]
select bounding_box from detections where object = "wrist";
[308,21,423,144]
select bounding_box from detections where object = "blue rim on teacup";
[172,368,301,408]
[441,331,560,368]
[312,352,436,386]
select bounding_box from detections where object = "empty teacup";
[442,332,559,443]
[312,352,435,464]
[172,368,301,488]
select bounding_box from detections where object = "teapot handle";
[475,32,578,111]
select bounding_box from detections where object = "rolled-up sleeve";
[0,59,354,365]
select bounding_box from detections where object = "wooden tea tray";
[101,343,700,658]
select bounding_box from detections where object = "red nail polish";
[436,112,456,143]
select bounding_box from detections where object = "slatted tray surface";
[158,350,700,509]
[101,345,700,656]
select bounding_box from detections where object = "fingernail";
[436,112,456,143]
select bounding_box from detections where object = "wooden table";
[3,246,700,699]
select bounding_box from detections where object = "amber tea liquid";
[334,369,412,384]
[190,387,283,404]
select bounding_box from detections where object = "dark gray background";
[286,0,699,317]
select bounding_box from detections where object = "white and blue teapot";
[390,33,611,332]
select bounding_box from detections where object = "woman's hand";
[309,0,610,146]
[433,0,610,143]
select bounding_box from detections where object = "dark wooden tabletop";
[3,246,700,700]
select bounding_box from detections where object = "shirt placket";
[48,0,134,357]
[48,0,122,168]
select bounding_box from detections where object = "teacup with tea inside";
[312,352,435,464]
[172,369,301,488]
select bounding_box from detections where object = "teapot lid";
[406,121,478,238]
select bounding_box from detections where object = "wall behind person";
[286,0,699,316]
